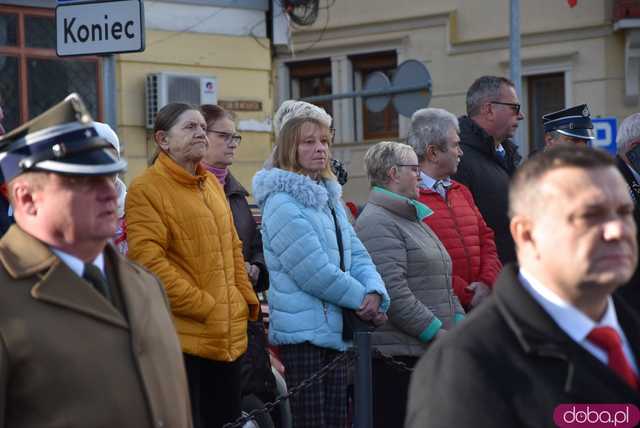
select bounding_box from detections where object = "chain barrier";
[373,349,414,373]
[222,349,356,428]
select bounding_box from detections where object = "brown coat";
[0,225,192,428]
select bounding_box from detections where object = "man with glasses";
[453,75,524,265]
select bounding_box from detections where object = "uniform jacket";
[252,168,390,352]
[355,188,464,357]
[406,264,640,428]
[453,116,520,265]
[418,181,502,309]
[615,155,640,314]
[0,226,192,428]
[126,152,259,362]
[225,172,268,292]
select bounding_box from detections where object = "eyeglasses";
[396,164,420,176]
[490,101,521,115]
[207,129,242,146]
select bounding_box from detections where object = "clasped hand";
[356,293,387,326]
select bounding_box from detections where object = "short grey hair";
[466,76,514,117]
[407,108,459,162]
[364,141,415,188]
[273,100,332,136]
[617,113,640,155]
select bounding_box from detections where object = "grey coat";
[355,189,464,357]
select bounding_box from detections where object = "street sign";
[56,0,145,57]
[592,117,618,155]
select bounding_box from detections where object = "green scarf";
[372,186,433,221]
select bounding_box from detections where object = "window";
[527,73,565,153]
[351,51,398,140]
[0,6,102,134]
[289,59,333,117]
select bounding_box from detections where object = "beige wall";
[117,29,273,193]
[276,0,633,204]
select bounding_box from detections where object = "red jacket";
[418,180,502,309]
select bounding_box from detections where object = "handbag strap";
[329,205,345,272]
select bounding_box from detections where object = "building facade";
[274,0,640,203]
[0,0,274,187]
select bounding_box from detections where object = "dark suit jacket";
[615,155,640,314]
[453,116,521,265]
[0,225,193,428]
[405,264,640,428]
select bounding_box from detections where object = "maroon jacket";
[418,180,502,309]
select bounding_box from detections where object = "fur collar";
[252,168,342,209]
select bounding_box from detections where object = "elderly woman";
[407,108,502,310]
[252,114,390,428]
[354,141,465,428]
[201,104,267,291]
[200,104,277,418]
[125,103,259,428]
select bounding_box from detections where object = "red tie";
[587,326,638,389]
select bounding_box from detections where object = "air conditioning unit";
[145,72,218,129]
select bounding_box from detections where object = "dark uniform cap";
[542,104,594,140]
[0,93,126,184]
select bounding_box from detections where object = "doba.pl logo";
[553,404,640,427]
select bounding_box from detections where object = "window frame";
[0,5,103,125]
[288,58,333,119]
[350,50,398,141]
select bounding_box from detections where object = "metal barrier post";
[354,331,373,428]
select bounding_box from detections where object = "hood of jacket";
[252,167,342,210]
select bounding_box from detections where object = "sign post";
[56,0,145,57]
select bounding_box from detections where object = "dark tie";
[433,180,449,199]
[587,326,638,389]
[83,263,112,303]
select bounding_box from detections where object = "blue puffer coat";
[252,168,390,351]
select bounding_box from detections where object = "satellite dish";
[363,71,391,113]
[392,60,432,117]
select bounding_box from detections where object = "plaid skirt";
[279,342,350,428]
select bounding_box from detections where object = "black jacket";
[225,172,268,292]
[453,116,521,264]
[0,195,13,237]
[225,173,276,400]
[615,155,640,313]
[405,264,640,428]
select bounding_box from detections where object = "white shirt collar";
[419,171,451,190]
[50,248,105,278]
[519,268,637,372]
[419,171,437,189]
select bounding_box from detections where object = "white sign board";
[592,117,618,155]
[56,0,145,56]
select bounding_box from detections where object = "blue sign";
[591,117,618,155]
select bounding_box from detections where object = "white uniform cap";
[93,122,120,156]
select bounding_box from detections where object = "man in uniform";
[406,146,640,428]
[0,94,192,427]
[542,104,595,150]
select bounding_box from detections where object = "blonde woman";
[253,115,389,428]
